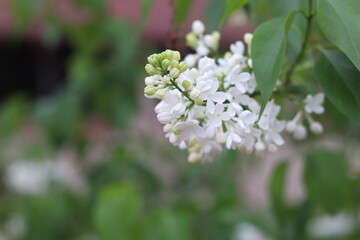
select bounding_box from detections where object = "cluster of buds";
[144,50,188,100]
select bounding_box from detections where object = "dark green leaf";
[252,11,298,115]
[314,49,360,124]
[174,0,193,26]
[269,161,289,224]
[143,210,193,240]
[205,0,227,31]
[93,183,142,240]
[317,0,360,71]
[221,0,249,24]
[305,150,350,213]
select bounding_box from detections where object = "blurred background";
[0,0,359,239]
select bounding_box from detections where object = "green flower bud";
[161,59,170,70]
[182,80,191,89]
[147,54,159,66]
[144,86,156,96]
[145,64,158,75]
[155,88,167,99]
[170,60,179,69]
[194,98,203,106]
[163,75,171,84]
[169,68,180,78]
[164,50,173,60]
[173,129,182,135]
[212,31,220,42]
[178,61,187,73]
[186,33,198,48]
[173,51,181,61]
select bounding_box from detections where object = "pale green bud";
[178,61,187,73]
[212,31,220,42]
[190,88,200,99]
[162,59,170,70]
[144,86,156,96]
[244,33,253,45]
[188,152,200,163]
[147,54,159,66]
[164,50,173,59]
[162,75,171,84]
[186,33,197,48]
[194,98,203,106]
[169,68,180,78]
[173,129,182,135]
[163,123,172,133]
[170,60,179,69]
[182,80,191,89]
[155,88,167,99]
[173,51,181,61]
[145,64,158,75]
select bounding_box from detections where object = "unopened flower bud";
[155,88,167,99]
[286,121,296,132]
[186,33,198,48]
[216,131,227,144]
[204,35,217,49]
[192,20,205,35]
[144,86,156,96]
[173,51,181,61]
[188,152,200,163]
[190,88,200,99]
[173,129,182,135]
[244,33,253,45]
[169,68,180,78]
[178,61,188,73]
[255,140,265,152]
[170,60,179,69]
[145,64,158,76]
[182,80,191,89]
[293,125,307,140]
[310,121,323,134]
[163,123,172,133]
[162,75,170,84]
[212,31,220,41]
[188,138,197,148]
[147,54,159,66]
[162,59,170,70]
[194,98,203,106]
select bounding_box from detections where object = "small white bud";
[186,33,198,48]
[190,88,200,99]
[310,121,323,134]
[216,131,227,144]
[293,125,307,140]
[255,140,265,152]
[192,20,205,35]
[163,124,172,133]
[286,121,296,133]
[212,31,220,41]
[169,68,180,78]
[188,152,200,163]
[247,59,253,68]
[244,33,253,45]
[204,35,217,49]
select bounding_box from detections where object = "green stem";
[170,79,194,103]
[285,0,314,86]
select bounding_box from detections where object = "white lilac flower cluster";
[144,20,325,163]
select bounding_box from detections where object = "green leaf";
[140,0,154,28]
[305,150,350,213]
[174,0,193,26]
[314,49,360,124]
[205,0,227,31]
[252,11,298,116]
[317,0,360,72]
[143,210,193,240]
[93,183,142,240]
[269,161,289,224]
[221,0,249,24]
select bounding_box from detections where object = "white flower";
[169,120,206,145]
[192,20,205,35]
[233,223,270,240]
[155,90,186,124]
[308,213,355,238]
[304,93,325,114]
[225,65,251,93]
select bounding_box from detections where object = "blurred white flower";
[308,213,355,238]
[304,93,325,114]
[233,223,271,240]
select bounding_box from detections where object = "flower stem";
[285,0,314,86]
[170,79,195,103]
